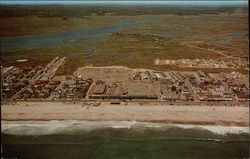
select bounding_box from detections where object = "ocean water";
[2,121,250,159]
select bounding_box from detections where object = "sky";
[0,0,248,6]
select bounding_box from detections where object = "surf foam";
[2,120,249,136]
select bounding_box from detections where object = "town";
[155,57,248,70]
[1,57,249,105]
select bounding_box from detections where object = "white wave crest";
[1,120,249,136]
[167,124,249,135]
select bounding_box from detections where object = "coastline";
[2,101,249,127]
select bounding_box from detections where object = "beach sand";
[1,101,249,126]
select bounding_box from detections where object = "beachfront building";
[234,92,248,102]
[88,81,157,100]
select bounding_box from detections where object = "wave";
[169,124,249,135]
[2,120,249,136]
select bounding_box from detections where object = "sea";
[1,121,250,159]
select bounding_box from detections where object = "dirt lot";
[74,66,135,82]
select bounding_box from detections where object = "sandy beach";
[1,101,249,126]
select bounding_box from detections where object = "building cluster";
[16,80,61,99]
[1,66,31,100]
[131,70,248,102]
[188,71,232,102]
[155,57,248,70]
[51,78,93,100]
[1,57,66,100]
[1,57,249,103]
[25,57,67,81]
[40,57,66,80]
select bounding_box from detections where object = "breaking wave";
[2,120,249,136]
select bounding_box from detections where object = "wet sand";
[1,101,249,126]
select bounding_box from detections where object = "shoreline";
[2,101,249,127]
[1,119,248,127]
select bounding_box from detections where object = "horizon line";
[1,0,248,5]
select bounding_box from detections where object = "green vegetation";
[1,5,248,75]
[1,5,247,17]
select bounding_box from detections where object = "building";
[133,74,141,80]
[223,92,232,101]
[141,72,149,80]
[163,93,179,101]
[212,86,225,96]
[234,92,248,102]
[89,81,157,100]
[2,66,14,75]
[196,92,207,101]
[182,85,190,94]
[198,71,206,78]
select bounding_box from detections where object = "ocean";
[2,121,249,159]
